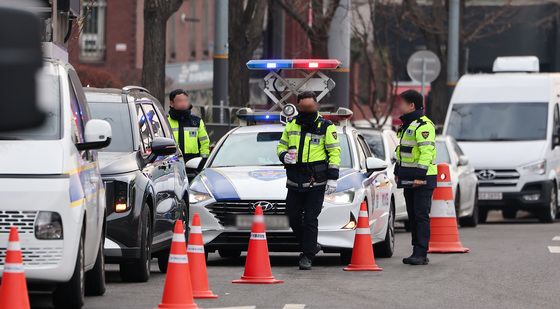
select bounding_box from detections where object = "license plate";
[236,215,290,230]
[478,192,502,200]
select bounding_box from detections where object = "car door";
[452,138,476,212]
[384,130,407,220]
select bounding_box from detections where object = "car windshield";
[435,141,450,164]
[89,103,134,152]
[361,132,386,160]
[210,131,352,168]
[446,102,548,141]
[0,63,61,140]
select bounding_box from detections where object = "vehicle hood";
[458,141,546,169]
[200,166,357,201]
[0,140,64,174]
[98,152,139,175]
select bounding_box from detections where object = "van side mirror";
[76,119,112,150]
[366,157,388,175]
[458,155,469,166]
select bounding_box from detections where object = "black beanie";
[399,90,424,110]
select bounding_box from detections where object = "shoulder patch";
[332,132,338,140]
[421,131,430,139]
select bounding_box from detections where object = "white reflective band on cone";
[3,263,24,273]
[359,211,368,217]
[187,245,205,254]
[430,200,457,218]
[169,254,189,264]
[437,181,453,187]
[355,228,370,235]
[7,241,20,251]
[190,226,202,234]
[253,215,265,223]
[172,233,186,242]
[250,232,267,240]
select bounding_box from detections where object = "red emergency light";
[321,108,353,125]
[292,59,341,70]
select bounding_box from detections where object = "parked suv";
[85,86,189,282]
[0,55,111,308]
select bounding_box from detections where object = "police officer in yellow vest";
[277,92,341,270]
[167,89,210,168]
[395,90,437,266]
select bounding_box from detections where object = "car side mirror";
[151,137,177,156]
[185,157,203,170]
[458,155,469,166]
[76,119,112,151]
[366,157,388,175]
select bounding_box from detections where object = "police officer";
[394,90,437,266]
[167,89,210,167]
[277,91,341,270]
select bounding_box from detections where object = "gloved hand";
[325,179,337,195]
[283,151,297,164]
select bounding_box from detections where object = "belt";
[286,179,327,188]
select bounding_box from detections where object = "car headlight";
[189,177,213,204]
[324,189,355,205]
[521,160,546,175]
[35,211,63,240]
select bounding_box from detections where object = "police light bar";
[247,59,341,70]
[321,108,354,125]
[237,108,282,126]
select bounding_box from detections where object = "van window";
[447,103,548,141]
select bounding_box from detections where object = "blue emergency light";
[238,114,281,122]
[246,59,341,70]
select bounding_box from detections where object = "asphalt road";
[29,211,560,309]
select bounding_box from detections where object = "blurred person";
[277,91,341,270]
[394,90,437,265]
[167,89,210,168]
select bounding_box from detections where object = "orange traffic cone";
[428,163,470,253]
[232,205,283,284]
[344,201,383,271]
[0,227,30,309]
[187,213,218,299]
[158,220,199,309]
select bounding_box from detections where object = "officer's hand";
[283,152,297,164]
[325,180,337,195]
[412,179,426,187]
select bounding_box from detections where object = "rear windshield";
[446,102,548,141]
[89,103,134,152]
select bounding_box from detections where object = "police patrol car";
[186,59,395,262]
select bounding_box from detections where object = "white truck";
[443,56,560,223]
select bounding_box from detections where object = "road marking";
[283,305,306,309]
[548,246,560,253]
[553,236,560,241]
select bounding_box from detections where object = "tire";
[339,249,352,265]
[538,183,557,223]
[374,200,395,258]
[85,223,106,296]
[502,209,517,220]
[218,249,242,259]
[478,207,489,224]
[459,188,479,227]
[53,231,85,309]
[120,206,152,282]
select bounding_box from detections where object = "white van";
[443,56,560,223]
[0,55,112,307]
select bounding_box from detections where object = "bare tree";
[142,0,184,104]
[275,0,341,58]
[229,0,268,107]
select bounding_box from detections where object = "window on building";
[80,0,107,62]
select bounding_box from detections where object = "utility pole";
[328,0,351,108]
[212,0,228,123]
[447,0,460,86]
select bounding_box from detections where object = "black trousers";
[286,189,324,258]
[404,187,434,257]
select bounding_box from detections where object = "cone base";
[429,243,470,253]
[193,290,219,299]
[343,264,383,271]
[232,277,284,284]
[157,302,199,309]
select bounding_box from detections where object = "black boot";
[403,255,429,264]
[407,256,429,265]
[299,254,312,270]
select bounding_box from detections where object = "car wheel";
[120,206,152,282]
[502,209,517,220]
[339,249,352,265]
[85,222,106,296]
[218,249,242,259]
[538,182,557,223]
[53,229,85,309]
[478,207,489,224]
[459,187,479,227]
[374,200,395,258]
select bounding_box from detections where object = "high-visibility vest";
[167,115,210,158]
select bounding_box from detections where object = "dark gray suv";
[86,86,189,282]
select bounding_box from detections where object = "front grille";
[476,169,519,187]
[207,200,287,226]
[0,211,37,234]
[0,246,64,267]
